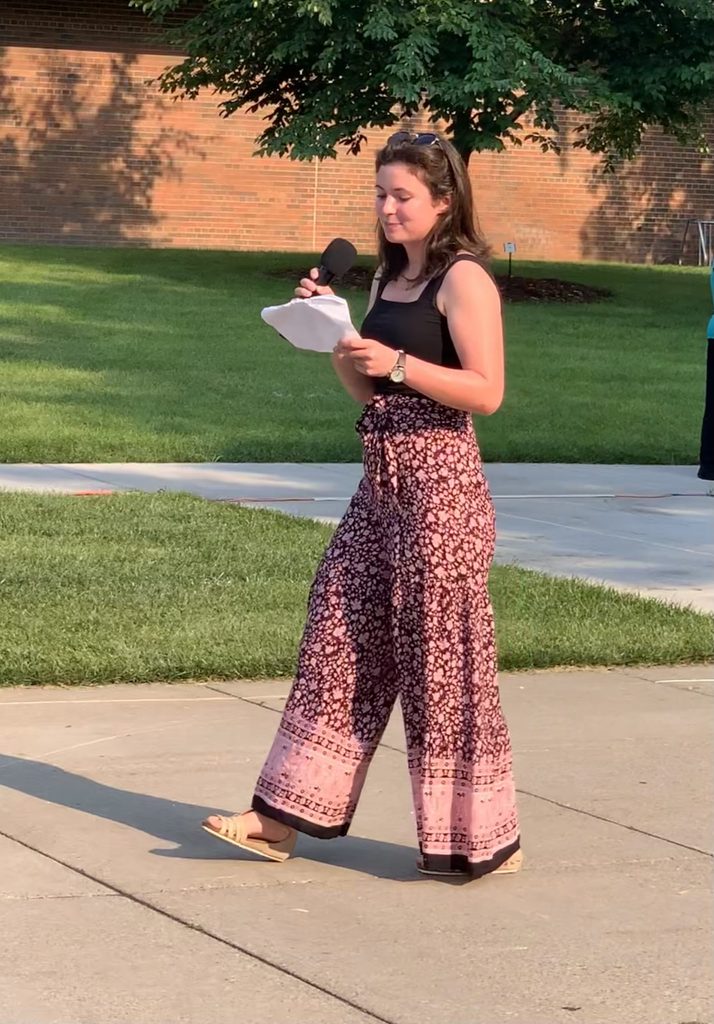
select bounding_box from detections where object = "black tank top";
[360,253,490,396]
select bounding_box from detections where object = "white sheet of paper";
[260,295,359,353]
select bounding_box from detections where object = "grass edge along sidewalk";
[0,491,710,687]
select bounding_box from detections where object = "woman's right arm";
[296,268,380,405]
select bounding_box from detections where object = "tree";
[132,0,714,167]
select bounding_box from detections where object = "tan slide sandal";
[201,813,297,862]
[417,848,523,877]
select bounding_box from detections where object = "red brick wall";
[475,113,714,264]
[2,0,713,262]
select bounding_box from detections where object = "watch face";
[390,366,406,383]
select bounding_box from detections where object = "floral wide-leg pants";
[253,394,519,875]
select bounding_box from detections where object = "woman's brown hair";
[375,132,491,286]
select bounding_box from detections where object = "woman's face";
[375,161,448,246]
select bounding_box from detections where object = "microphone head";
[320,238,358,280]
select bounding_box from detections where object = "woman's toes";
[202,815,224,831]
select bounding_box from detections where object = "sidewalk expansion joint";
[625,672,714,697]
[0,891,120,902]
[516,789,713,858]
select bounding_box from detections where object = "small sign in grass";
[0,492,710,686]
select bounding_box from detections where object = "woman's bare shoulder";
[437,255,499,313]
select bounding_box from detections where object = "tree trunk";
[451,113,473,167]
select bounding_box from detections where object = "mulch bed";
[271,266,612,303]
[495,274,612,303]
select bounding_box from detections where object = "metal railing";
[679,219,714,266]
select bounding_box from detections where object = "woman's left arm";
[342,262,504,415]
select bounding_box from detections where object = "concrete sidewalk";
[1,461,712,612]
[1,664,712,1024]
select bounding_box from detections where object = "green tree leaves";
[132,0,714,164]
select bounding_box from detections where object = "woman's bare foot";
[202,810,288,842]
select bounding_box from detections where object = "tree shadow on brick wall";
[580,132,714,265]
[0,50,202,245]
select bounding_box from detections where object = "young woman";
[202,131,521,877]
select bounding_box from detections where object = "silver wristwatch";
[389,349,406,384]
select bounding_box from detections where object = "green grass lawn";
[0,245,709,464]
[0,492,710,686]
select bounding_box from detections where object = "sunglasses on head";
[387,130,442,148]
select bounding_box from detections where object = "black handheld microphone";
[315,238,358,286]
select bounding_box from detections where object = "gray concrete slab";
[502,668,714,854]
[1,461,711,612]
[152,855,711,1024]
[621,663,714,680]
[0,895,374,1024]
[0,461,365,500]
[621,663,714,696]
[0,671,712,1023]
[0,465,115,493]
[0,835,105,900]
[1,460,707,501]
[0,681,237,705]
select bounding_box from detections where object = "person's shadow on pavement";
[0,754,419,881]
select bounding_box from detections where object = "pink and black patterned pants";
[253,394,520,875]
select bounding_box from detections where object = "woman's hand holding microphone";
[294,267,334,300]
